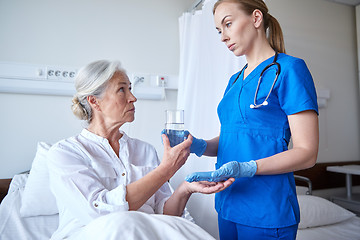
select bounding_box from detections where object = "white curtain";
[171,0,246,238]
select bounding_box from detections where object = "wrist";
[179,181,194,195]
[244,160,257,177]
[156,162,176,180]
[191,138,207,157]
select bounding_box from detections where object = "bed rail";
[294,175,312,195]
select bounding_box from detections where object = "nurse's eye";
[118,87,125,92]
[225,22,231,28]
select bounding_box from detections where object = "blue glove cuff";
[191,138,207,157]
[184,130,207,157]
[240,160,257,178]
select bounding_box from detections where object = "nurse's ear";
[252,9,263,29]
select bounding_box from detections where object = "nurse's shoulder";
[277,53,308,70]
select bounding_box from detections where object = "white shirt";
[47,129,173,240]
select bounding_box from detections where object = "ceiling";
[324,0,360,6]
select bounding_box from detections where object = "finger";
[185,171,214,182]
[182,134,193,147]
[184,130,190,139]
[216,178,235,192]
[198,181,217,186]
[162,134,170,149]
[202,183,225,194]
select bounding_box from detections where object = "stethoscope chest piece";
[250,100,268,109]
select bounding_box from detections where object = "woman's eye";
[119,87,124,92]
[225,22,231,28]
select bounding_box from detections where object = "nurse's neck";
[244,46,275,79]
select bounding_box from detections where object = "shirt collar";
[81,128,128,144]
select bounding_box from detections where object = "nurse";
[185,0,319,239]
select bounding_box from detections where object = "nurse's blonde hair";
[71,60,125,123]
[213,0,286,54]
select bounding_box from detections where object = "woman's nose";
[129,91,137,102]
[221,32,229,42]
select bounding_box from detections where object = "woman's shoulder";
[277,53,307,67]
[48,131,88,155]
[277,53,310,74]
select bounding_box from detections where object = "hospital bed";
[294,172,360,240]
[0,173,217,240]
[0,143,214,240]
[1,160,359,240]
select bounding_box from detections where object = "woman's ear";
[252,9,263,29]
[87,95,100,111]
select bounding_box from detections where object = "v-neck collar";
[242,54,278,86]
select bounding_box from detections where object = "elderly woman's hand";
[183,178,234,194]
[160,133,193,176]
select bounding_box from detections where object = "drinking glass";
[165,110,185,147]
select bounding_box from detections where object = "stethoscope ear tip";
[263,100,268,106]
[250,104,255,109]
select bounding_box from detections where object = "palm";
[187,178,234,194]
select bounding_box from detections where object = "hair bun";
[71,96,88,120]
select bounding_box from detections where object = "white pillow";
[298,195,355,229]
[20,142,58,217]
[0,174,59,239]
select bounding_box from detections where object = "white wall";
[267,0,360,163]
[0,0,193,178]
[1,0,357,174]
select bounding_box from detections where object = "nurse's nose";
[221,31,229,42]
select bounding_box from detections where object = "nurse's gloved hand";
[161,129,207,157]
[185,160,257,182]
[184,131,207,157]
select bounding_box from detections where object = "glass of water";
[165,110,185,147]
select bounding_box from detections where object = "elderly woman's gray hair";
[71,60,125,122]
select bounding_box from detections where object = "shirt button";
[122,173,125,176]
[94,203,98,207]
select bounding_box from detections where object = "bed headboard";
[0,178,12,204]
[294,161,360,190]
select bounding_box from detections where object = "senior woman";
[47,60,233,240]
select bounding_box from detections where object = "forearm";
[256,146,318,175]
[203,136,219,157]
[126,165,173,211]
[127,135,192,211]
[163,181,191,216]
[256,110,319,175]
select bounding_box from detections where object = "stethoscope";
[233,51,281,109]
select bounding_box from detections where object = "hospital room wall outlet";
[46,67,77,82]
[131,73,167,100]
[0,62,178,97]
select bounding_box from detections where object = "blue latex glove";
[161,129,207,157]
[184,130,207,157]
[185,160,257,182]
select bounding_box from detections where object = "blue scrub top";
[216,53,318,228]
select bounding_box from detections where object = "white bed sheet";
[297,215,360,240]
[0,174,215,240]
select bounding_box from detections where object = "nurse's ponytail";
[213,0,286,54]
[266,13,286,54]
